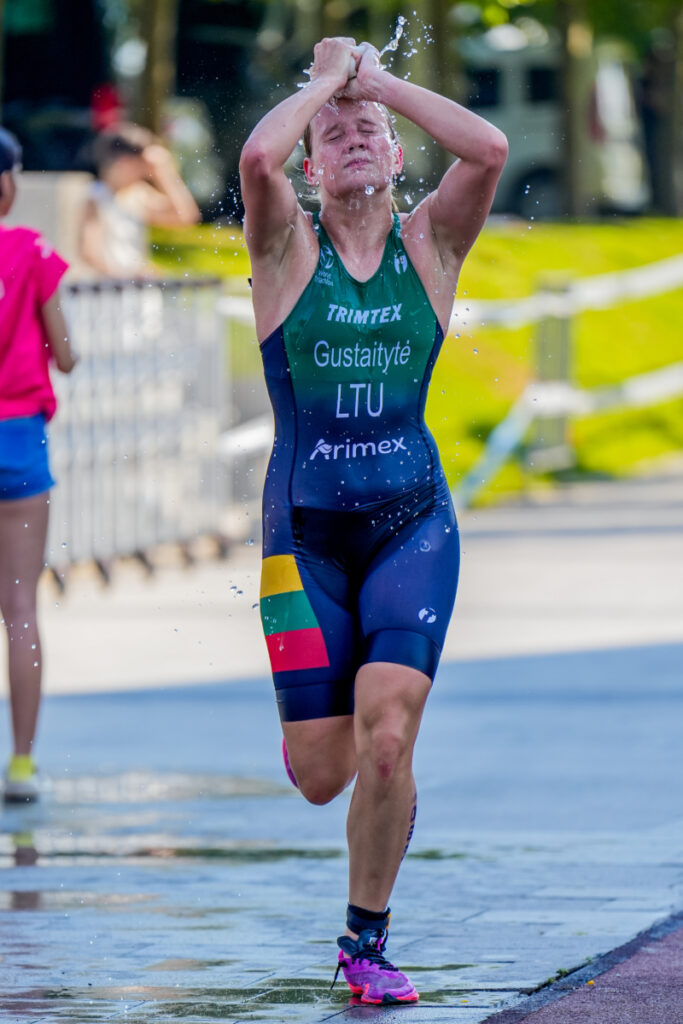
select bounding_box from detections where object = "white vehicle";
[459,26,650,218]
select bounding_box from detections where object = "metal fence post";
[47,278,227,579]
[527,276,575,472]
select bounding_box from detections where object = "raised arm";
[239,37,358,265]
[350,46,508,264]
[137,145,201,227]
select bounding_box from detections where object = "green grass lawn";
[152,218,683,503]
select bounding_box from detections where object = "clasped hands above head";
[307,37,382,99]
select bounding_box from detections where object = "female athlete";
[240,36,506,1004]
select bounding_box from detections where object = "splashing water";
[297,14,410,89]
[379,15,407,58]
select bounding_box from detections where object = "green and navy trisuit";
[259,213,459,722]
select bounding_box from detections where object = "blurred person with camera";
[79,123,200,279]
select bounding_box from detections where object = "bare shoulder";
[249,207,321,343]
[399,202,461,333]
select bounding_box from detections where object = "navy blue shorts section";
[262,481,459,722]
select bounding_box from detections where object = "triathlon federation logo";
[308,436,407,461]
[320,245,335,270]
[394,252,408,275]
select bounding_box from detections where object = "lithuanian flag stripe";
[266,628,330,673]
[260,590,319,636]
[260,554,304,599]
[260,554,329,673]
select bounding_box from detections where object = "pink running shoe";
[334,929,419,1005]
[282,739,298,788]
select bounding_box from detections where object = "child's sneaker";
[334,928,418,1005]
[3,754,40,803]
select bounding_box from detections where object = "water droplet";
[419,540,431,552]
[364,185,375,195]
[379,14,407,58]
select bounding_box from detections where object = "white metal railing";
[47,278,229,573]
[452,362,683,509]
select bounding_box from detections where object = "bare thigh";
[0,493,49,615]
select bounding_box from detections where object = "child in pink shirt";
[0,127,77,802]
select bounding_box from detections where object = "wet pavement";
[1,470,683,1023]
[2,640,683,1023]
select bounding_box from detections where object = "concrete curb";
[481,910,683,1023]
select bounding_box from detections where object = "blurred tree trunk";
[139,0,179,133]
[557,0,596,217]
[428,0,456,181]
[670,7,683,213]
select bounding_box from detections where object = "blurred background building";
[1,0,681,222]
[0,0,681,568]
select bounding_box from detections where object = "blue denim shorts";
[0,415,55,500]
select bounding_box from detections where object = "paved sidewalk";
[0,470,682,1023]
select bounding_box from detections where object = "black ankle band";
[346,903,390,934]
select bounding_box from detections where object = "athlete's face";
[304,100,402,200]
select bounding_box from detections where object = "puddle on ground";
[51,771,288,803]
[0,889,156,912]
[145,957,237,971]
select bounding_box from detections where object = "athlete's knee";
[283,714,356,803]
[0,595,37,632]
[354,663,429,784]
[296,767,354,806]
[356,716,415,786]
